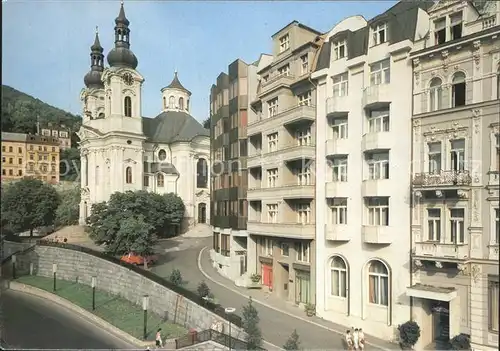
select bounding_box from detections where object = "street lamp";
[91,276,96,311]
[11,255,16,280]
[52,264,57,292]
[142,295,149,340]
[225,307,236,350]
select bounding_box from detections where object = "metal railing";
[412,170,471,187]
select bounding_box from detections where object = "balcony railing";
[414,242,469,260]
[326,96,349,117]
[412,170,472,187]
[259,74,296,95]
[247,221,315,239]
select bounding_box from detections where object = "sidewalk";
[198,247,399,350]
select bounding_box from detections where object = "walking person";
[353,328,360,350]
[359,328,365,350]
[345,329,353,350]
[155,328,163,348]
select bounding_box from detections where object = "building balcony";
[361,132,392,151]
[247,184,314,201]
[413,242,469,260]
[326,138,349,156]
[326,96,349,118]
[362,226,393,244]
[412,171,472,189]
[488,245,499,261]
[259,74,296,97]
[325,181,350,198]
[247,221,315,239]
[362,179,392,197]
[248,144,315,169]
[362,84,391,108]
[247,105,315,136]
[325,224,350,242]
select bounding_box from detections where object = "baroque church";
[77,2,210,231]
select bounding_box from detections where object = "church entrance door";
[198,203,207,224]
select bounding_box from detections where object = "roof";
[1,132,27,143]
[142,111,209,143]
[163,72,191,95]
[271,20,322,38]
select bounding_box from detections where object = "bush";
[169,269,183,286]
[449,333,471,350]
[283,329,301,350]
[398,320,421,349]
[250,274,261,283]
[242,298,262,349]
[197,281,210,298]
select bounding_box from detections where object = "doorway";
[431,301,450,345]
[295,270,311,304]
[262,264,273,289]
[198,203,207,224]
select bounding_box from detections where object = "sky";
[2,0,398,123]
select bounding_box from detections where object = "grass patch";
[15,275,187,341]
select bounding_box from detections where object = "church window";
[126,166,132,184]
[95,166,100,185]
[169,96,175,109]
[98,112,105,119]
[124,96,132,117]
[197,158,208,188]
[157,173,165,187]
[158,149,167,161]
[187,99,190,111]
[144,175,150,187]
[179,97,184,110]
[163,97,166,109]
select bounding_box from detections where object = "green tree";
[202,117,210,129]
[283,329,301,350]
[55,187,81,227]
[197,281,210,298]
[1,178,60,236]
[60,148,81,181]
[242,297,262,350]
[398,321,421,349]
[119,215,154,268]
[169,269,184,286]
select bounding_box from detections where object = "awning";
[406,283,457,302]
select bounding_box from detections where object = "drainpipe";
[409,55,415,321]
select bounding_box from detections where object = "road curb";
[8,281,155,348]
[197,246,392,350]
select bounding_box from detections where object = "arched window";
[95,166,100,185]
[98,112,105,119]
[157,173,164,187]
[429,77,443,112]
[169,96,175,109]
[196,158,208,188]
[163,97,166,109]
[187,99,190,111]
[330,256,347,297]
[124,96,132,117]
[158,149,167,161]
[452,72,466,107]
[125,166,132,184]
[368,260,389,306]
[179,97,184,110]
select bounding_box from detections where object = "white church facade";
[77,3,210,232]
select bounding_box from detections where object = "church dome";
[84,70,104,89]
[107,47,138,69]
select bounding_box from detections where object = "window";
[450,208,465,244]
[333,40,346,60]
[1,169,4,175]
[296,203,311,224]
[373,23,387,45]
[95,166,100,185]
[9,169,13,176]
[163,97,166,109]
[300,54,309,75]
[281,243,289,256]
[368,108,390,133]
[8,146,13,152]
[262,238,273,256]
[428,142,442,174]
[452,72,466,107]
[143,175,149,187]
[330,256,347,297]
[267,204,278,223]
[366,152,389,180]
[496,134,500,171]
[332,157,348,182]
[179,97,184,110]
[169,96,175,109]
[18,170,22,176]
[52,156,56,162]
[450,12,463,41]
[18,147,22,153]
[489,277,499,332]
[267,168,278,188]
[493,208,499,244]
[8,158,12,164]
[450,139,465,172]
[1,157,4,163]
[278,64,290,77]
[221,234,230,256]
[125,166,132,183]
[370,60,390,85]
[267,132,278,152]
[367,197,389,226]
[157,173,164,187]
[213,233,220,252]
[296,127,311,146]
[328,198,347,225]
[332,73,348,97]
[434,18,446,45]
[297,166,311,185]
[1,146,4,152]
[298,91,312,106]
[268,98,278,117]
[427,208,441,241]
[279,34,290,52]
[429,77,443,111]
[18,158,22,164]
[331,118,348,139]
[368,261,389,306]
[296,242,310,262]
[124,96,132,117]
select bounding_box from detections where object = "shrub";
[242,298,262,349]
[169,269,183,286]
[449,333,471,350]
[283,329,301,350]
[250,273,261,283]
[197,281,210,298]
[398,321,421,349]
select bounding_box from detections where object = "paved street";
[0,289,136,349]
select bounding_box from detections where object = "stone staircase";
[182,224,212,238]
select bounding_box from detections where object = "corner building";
[246,21,321,305]
[312,1,432,341]
[408,1,499,349]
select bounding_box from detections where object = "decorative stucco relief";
[423,123,468,143]
[472,189,480,223]
[458,263,481,284]
[472,40,481,69]
[413,58,420,86]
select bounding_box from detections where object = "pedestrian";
[353,328,360,350]
[155,328,163,348]
[345,329,353,350]
[359,328,365,350]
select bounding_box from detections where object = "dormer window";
[434,18,446,45]
[333,40,346,60]
[278,64,290,77]
[450,12,463,41]
[279,34,290,53]
[373,23,387,45]
[300,54,309,75]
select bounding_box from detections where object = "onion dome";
[84,27,105,89]
[106,2,138,69]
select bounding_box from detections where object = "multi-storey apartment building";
[246,21,321,305]
[408,1,499,349]
[209,59,262,283]
[1,132,28,181]
[312,1,431,341]
[40,126,72,150]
